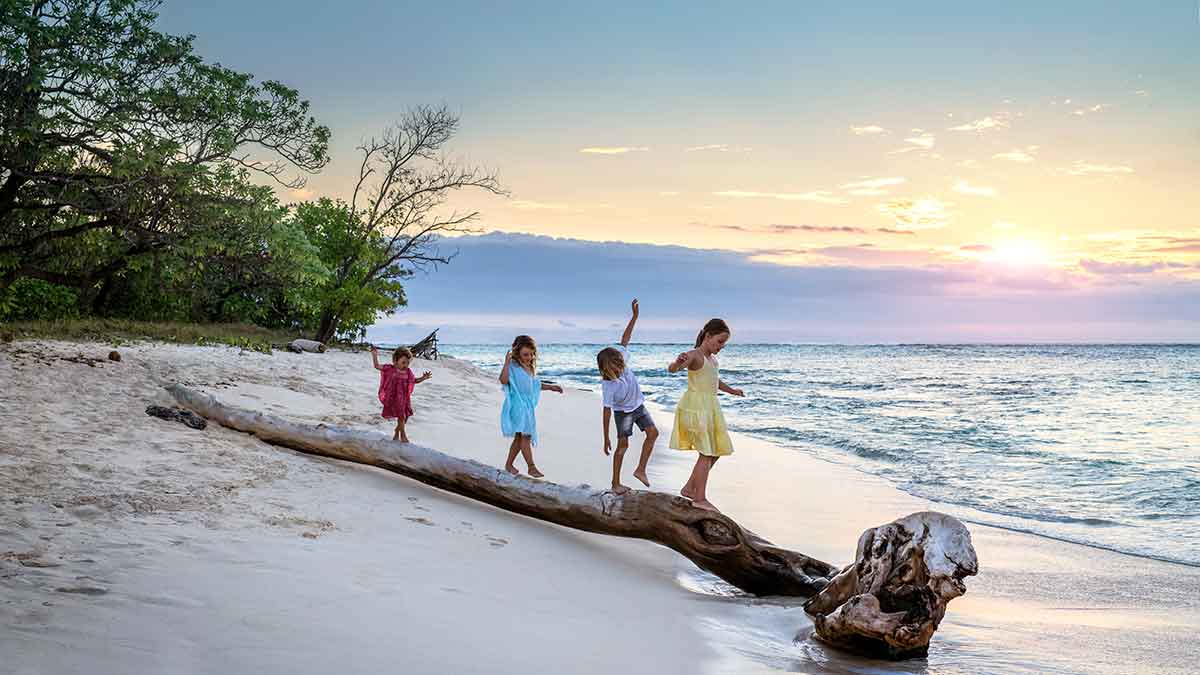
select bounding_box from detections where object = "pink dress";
[378,365,416,420]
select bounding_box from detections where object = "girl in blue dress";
[500,335,563,477]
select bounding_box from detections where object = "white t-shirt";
[601,345,645,413]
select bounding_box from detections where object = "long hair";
[512,334,538,372]
[596,347,624,381]
[695,318,730,348]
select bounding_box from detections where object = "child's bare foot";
[527,465,544,478]
[633,469,650,487]
[392,432,400,441]
[692,499,719,512]
[505,464,520,476]
[611,484,630,495]
[680,487,696,500]
[400,436,410,444]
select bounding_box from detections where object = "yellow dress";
[670,357,734,457]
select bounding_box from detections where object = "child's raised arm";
[541,381,563,393]
[498,350,512,385]
[416,370,433,384]
[620,298,639,347]
[370,345,384,370]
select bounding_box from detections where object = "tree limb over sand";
[165,384,837,596]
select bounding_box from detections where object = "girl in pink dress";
[370,346,432,443]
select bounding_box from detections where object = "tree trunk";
[313,311,338,344]
[166,384,838,597]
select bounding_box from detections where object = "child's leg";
[691,456,720,511]
[519,436,543,478]
[681,457,700,499]
[392,418,401,441]
[633,426,658,487]
[396,416,408,443]
[611,437,630,494]
[504,436,522,475]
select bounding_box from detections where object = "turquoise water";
[434,343,1200,567]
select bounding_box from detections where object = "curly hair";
[511,334,538,371]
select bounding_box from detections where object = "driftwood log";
[803,512,978,659]
[166,384,836,596]
[145,405,207,430]
[287,339,327,354]
[409,329,439,360]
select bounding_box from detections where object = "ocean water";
[439,343,1200,567]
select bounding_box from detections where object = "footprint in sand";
[485,536,508,548]
[404,516,435,526]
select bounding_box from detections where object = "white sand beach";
[2,342,1198,675]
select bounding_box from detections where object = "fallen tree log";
[803,512,978,659]
[166,384,837,596]
[287,339,327,354]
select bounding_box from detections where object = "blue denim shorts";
[614,405,655,438]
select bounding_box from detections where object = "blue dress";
[501,362,541,445]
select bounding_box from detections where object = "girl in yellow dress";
[667,318,744,512]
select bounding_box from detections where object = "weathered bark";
[166,384,838,596]
[287,339,327,354]
[409,329,439,360]
[803,512,978,659]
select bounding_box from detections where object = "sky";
[156,1,1200,343]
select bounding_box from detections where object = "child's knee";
[616,439,630,454]
[646,426,659,441]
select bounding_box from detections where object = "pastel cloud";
[904,133,936,148]
[841,177,906,190]
[1065,161,1134,176]
[1072,104,1109,116]
[850,125,888,135]
[953,180,997,197]
[373,233,1200,343]
[994,146,1039,163]
[1078,259,1183,275]
[579,146,649,154]
[510,199,569,211]
[876,197,953,229]
[684,144,750,152]
[714,190,849,205]
[948,114,1011,132]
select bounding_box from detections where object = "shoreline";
[3,341,1198,674]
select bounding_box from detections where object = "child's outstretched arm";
[498,350,512,384]
[541,381,564,393]
[620,298,639,347]
[668,350,699,373]
[370,345,384,371]
[415,370,433,384]
[718,379,745,397]
[602,406,613,455]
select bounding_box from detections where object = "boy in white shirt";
[597,299,659,494]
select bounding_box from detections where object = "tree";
[0,0,330,308]
[309,105,506,343]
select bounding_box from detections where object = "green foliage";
[0,0,330,306]
[292,198,408,341]
[0,278,79,321]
